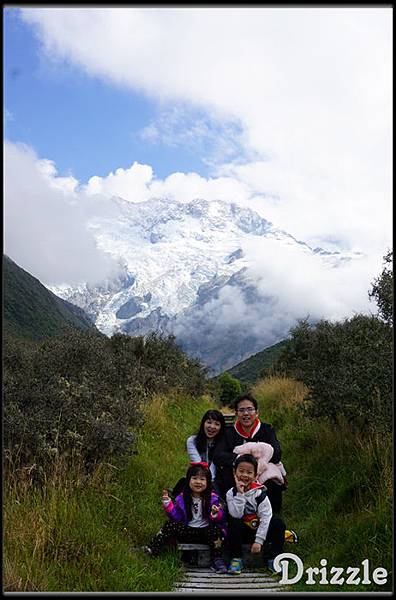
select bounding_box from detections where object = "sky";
[3,6,393,323]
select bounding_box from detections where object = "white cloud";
[83,160,253,207]
[4,141,122,286]
[19,6,392,259]
[85,162,154,203]
[242,237,381,322]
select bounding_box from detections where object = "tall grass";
[3,392,214,592]
[5,379,392,592]
[252,376,393,592]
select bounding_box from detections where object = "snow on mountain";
[49,196,361,373]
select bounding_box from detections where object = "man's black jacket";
[213,421,282,496]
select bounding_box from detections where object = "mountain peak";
[48,195,359,373]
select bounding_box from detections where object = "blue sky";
[4,6,392,304]
[4,6,235,182]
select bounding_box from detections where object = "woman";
[187,409,226,481]
[172,409,226,498]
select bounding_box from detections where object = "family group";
[144,393,297,575]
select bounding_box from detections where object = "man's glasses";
[236,407,256,414]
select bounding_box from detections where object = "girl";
[145,463,228,573]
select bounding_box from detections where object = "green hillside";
[226,339,289,385]
[3,255,98,341]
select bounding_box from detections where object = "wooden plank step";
[174,588,284,594]
[183,573,276,581]
[173,567,287,593]
[175,580,284,589]
[173,588,281,596]
[177,543,254,551]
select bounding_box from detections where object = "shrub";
[275,315,392,431]
[3,330,207,475]
[217,372,242,406]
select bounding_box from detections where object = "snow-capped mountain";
[49,196,361,374]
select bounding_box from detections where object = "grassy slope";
[226,340,288,386]
[252,377,393,592]
[3,255,97,341]
[4,392,214,592]
[4,379,392,592]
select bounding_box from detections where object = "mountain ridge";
[3,255,99,342]
[46,195,362,373]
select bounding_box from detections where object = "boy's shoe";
[267,559,278,574]
[228,558,243,575]
[284,529,298,543]
[211,557,228,574]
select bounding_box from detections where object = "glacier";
[48,196,361,374]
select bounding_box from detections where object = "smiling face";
[235,399,258,431]
[234,461,256,487]
[189,472,208,495]
[204,418,222,439]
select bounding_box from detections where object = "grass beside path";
[252,377,393,593]
[4,392,214,592]
[5,380,392,592]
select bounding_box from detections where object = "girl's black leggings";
[148,520,225,559]
[227,515,285,560]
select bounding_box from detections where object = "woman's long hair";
[183,464,213,521]
[194,410,226,457]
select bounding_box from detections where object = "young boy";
[226,453,285,574]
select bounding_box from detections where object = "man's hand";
[251,542,262,554]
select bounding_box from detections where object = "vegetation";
[3,255,97,341]
[273,251,393,432]
[4,330,207,476]
[369,249,393,326]
[4,392,214,592]
[252,377,392,592]
[225,339,289,386]
[4,378,391,592]
[217,372,242,406]
[3,249,392,591]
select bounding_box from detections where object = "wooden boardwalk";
[172,544,288,594]
[173,567,287,594]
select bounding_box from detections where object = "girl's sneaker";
[143,545,157,558]
[211,557,228,574]
[228,558,243,574]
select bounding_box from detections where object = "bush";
[369,249,393,327]
[217,372,242,406]
[3,330,207,475]
[275,315,392,431]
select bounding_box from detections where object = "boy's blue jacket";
[163,491,228,537]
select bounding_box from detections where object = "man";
[213,393,285,512]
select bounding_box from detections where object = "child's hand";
[251,542,262,554]
[235,478,246,494]
[210,504,220,516]
[162,489,171,502]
